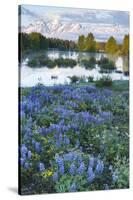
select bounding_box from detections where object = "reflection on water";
[20,50,129,87]
[47,50,106,61]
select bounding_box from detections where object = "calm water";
[20,50,129,87]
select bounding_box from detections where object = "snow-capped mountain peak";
[20,6,129,42]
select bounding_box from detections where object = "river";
[20,50,129,87]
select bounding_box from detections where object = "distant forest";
[19,32,129,56]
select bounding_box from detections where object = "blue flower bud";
[27,151,32,159]
[69,183,77,192]
[53,172,58,182]
[87,166,95,183]
[89,156,95,168]
[77,162,85,175]
[20,158,25,166]
[59,165,64,175]
[69,163,76,176]
[35,142,41,153]
[39,162,45,172]
[24,162,29,169]
[112,172,118,182]
[95,160,104,175]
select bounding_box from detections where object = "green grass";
[20,80,129,96]
[110,80,129,92]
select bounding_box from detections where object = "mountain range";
[20,6,129,43]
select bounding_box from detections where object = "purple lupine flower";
[56,155,65,175]
[38,127,47,136]
[64,135,70,145]
[59,133,63,142]
[104,184,109,190]
[89,156,95,168]
[24,162,30,169]
[53,172,58,182]
[75,139,80,148]
[56,140,61,148]
[73,152,78,161]
[20,158,25,166]
[35,142,41,153]
[87,166,95,183]
[56,156,64,167]
[69,163,76,176]
[95,160,104,175]
[27,151,32,159]
[95,117,104,125]
[32,139,35,145]
[21,152,26,159]
[69,183,77,192]
[20,110,25,118]
[67,101,78,109]
[100,111,113,121]
[24,126,31,137]
[21,144,28,154]
[77,162,85,175]
[80,146,83,152]
[77,155,82,164]
[112,171,118,182]
[59,165,64,175]
[103,89,112,96]
[63,152,73,161]
[39,162,45,172]
[109,165,113,171]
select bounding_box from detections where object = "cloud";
[47,14,61,22]
[21,5,129,28]
[95,11,113,20]
[111,11,129,26]
[19,7,37,18]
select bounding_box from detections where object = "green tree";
[95,42,106,52]
[40,34,48,49]
[19,33,30,51]
[29,32,49,50]
[122,34,129,56]
[105,36,118,54]
[85,33,96,52]
[29,32,41,50]
[78,35,85,51]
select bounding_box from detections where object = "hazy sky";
[21,4,129,28]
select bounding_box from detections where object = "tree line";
[78,33,129,56]
[19,32,77,52]
[19,32,129,56]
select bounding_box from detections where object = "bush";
[115,70,123,74]
[28,59,38,67]
[39,58,56,68]
[27,56,57,68]
[98,56,116,71]
[68,76,79,83]
[81,57,96,69]
[55,58,77,68]
[95,76,113,87]
[81,59,95,69]
[79,76,86,83]
[113,157,129,188]
[100,61,116,71]
[124,71,129,76]
[36,54,47,61]
[98,56,109,65]
[87,76,94,82]
[89,57,97,65]
[47,60,56,68]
